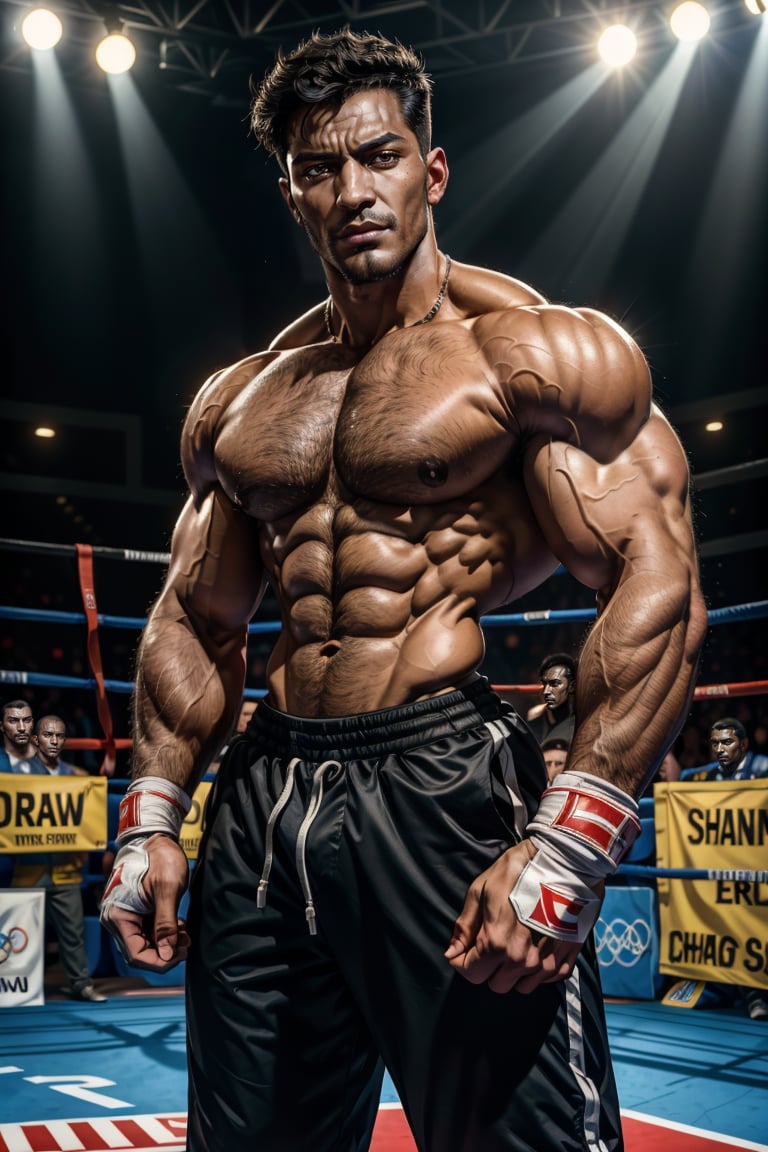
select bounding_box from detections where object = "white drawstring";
[257,757,300,909]
[256,757,341,935]
[294,760,341,935]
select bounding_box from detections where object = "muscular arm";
[100,360,269,970]
[446,305,706,991]
[520,362,705,795]
[484,302,705,790]
[132,484,266,791]
[134,358,272,790]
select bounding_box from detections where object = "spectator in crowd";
[9,714,107,1002]
[526,653,577,745]
[0,699,36,772]
[681,717,768,782]
[678,716,768,1021]
[540,736,569,783]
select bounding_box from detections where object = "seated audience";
[9,714,107,1003]
[526,652,577,745]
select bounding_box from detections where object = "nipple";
[418,456,448,487]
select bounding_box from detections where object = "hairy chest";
[214,324,518,521]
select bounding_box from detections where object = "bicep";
[153,485,266,641]
[523,406,697,596]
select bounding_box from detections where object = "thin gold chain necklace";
[323,254,452,343]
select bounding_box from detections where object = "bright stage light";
[96,32,136,74]
[21,8,63,50]
[744,0,766,14]
[670,2,711,42]
[598,24,638,66]
[705,421,724,432]
[34,425,56,439]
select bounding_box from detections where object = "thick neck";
[325,247,449,348]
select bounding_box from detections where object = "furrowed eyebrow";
[291,132,408,167]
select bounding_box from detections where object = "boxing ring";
[2,535,767,1152]
[2,533,767,764]
[2,538,768,886]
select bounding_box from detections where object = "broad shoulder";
[181,350,281,488]
[448,260,548,315]
[472,301,651,463]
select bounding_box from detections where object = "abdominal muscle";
[258,475,555,718]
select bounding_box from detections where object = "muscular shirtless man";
[101,28,706,1152]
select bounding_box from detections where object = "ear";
[425,147,449,206]
[279,177,304,226]
[31,735,39,748]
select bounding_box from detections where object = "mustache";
[331,211,396,237]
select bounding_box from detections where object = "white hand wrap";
[100,838,152,919]
[509,771,641,943]
[116,776,191,846]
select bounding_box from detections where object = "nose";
[336,159,375,212]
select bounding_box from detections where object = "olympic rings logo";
[0,927,29,963]
[594,917,652,967]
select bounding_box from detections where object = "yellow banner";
[0,776,107,852]
[180,781,212,860]
[655,779,768,989]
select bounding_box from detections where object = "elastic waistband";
[247,677,504,762]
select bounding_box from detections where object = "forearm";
[569,567,706,797]
[131,606,248,793]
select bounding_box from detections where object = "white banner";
[0,889,45,1007]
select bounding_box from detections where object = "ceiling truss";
[0,0,751,98]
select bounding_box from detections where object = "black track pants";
[186,678,623,1152]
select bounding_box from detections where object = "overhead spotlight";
[670,2,711,42]
[598,24,638,67]
[744,0,766,13]
[705,420,724,432]
[96,22,136,74]
[34,425,56,439]
[21,8,63,50]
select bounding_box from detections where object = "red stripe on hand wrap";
[509,771,641,943]
[546,786,641,863]
[116,776,191,845]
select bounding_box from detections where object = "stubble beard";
[302,191,431,287]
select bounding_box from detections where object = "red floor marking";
[371,1109,417,1151]
[370,1108,758,1152]
[622,1115,758,1151]
[1,1110,757,1152]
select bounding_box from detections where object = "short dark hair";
[35,714,67,736]
[538,653,577,681]
[541,737,570,753]
[250,27,432,173]
[711,717,746,741]
[1,699,31,719]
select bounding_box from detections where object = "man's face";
[540,666,574,711]
[280,88,446,285]
[2,706,33,751]
[543,747,568,782]
[710,727,747,772]
[33,718,67,767]
[236,701,257,734]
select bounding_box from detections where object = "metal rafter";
[0,1,753,96]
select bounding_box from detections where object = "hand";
[444,840,582,994]
[101,834,190,972]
